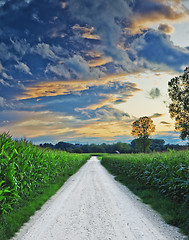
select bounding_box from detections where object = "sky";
[0,0,189,145]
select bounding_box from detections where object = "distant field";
[0,133,90,239]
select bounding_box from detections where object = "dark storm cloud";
[131,30,189,72]
[129,0,188,34]
[68,0,134,67]
[0,0,189,89]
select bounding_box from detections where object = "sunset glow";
[0,0,189,145]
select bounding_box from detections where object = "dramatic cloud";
[130,30,189,72]
[17,75,139,103]
[129,0,188,34]
[0,0,189,144]
[158,23,174,35]
[69,0,133,66]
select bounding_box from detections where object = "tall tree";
[168,67,189,143]
[131,116,155,153]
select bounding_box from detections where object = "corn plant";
[0,133,89,214]
[101,150,189,203]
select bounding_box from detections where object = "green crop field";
[101,150,189,237]
[0,133,90,239]
[101,150,189,203]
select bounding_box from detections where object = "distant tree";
[113,142,132,153]
[73,147,83,153]
[131,116,155,153]
[89,144,105,153]
[150,139,165,152]
[55,141,75,151]
[40,143,54,149]
[168,67,189,143]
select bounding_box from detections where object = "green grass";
[101,151,189,237]
[0,133,90,240]
[0,176,71,240]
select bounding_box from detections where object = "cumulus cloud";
[31,43,61,62]
[0,42,18,61]
[65,55,91,79]
[45,63,71,79]
[158,23,174,35]
[2,72,13,80]
[79,106,130,122]
[0,79,11,87]
[45,54,93,79]
[130,30,189,72]
[10,38,30,56]
[69,0,132,65]
[15,62,32,75]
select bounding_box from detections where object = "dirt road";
[12,157,185,240]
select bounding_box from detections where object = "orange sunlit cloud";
[128,1,189,34]
[75,120,132,138]
[0,111,77,138]
[89,57,112,67]
[17,73,139,100]
[72,24,100,40]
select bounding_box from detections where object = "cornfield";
[0,133,89,214]
[101,150,189,203]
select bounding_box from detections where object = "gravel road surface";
[12,156,186,240]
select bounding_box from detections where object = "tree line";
[39,139,187,154]
[40,67,189,154]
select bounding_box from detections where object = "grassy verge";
[101,151,189,238]
[0,167,86,240]
[115,175,189,238]
[0,133,90,240]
